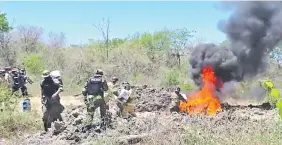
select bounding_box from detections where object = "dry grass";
[91,110,282,145]
[0,110,42,139]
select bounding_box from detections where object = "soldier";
[108,77,119,89]
[20,68,33,84]
[105,77,119,105]
[169,87,187,113]
[40,70,64,132]
[117,82,137,118]
[10,68,21,95]
[82,69,109,126]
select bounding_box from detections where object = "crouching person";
[169,87,187,113]
[117,82,137,118]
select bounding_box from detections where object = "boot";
[43,121,48,132]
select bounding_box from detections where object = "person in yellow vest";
[117,81,137,118]
[169,87,187,113]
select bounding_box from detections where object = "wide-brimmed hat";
[42,70,50,78]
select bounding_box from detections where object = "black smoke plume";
[190,2,282,87]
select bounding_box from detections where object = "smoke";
[189,43,240,86]
[190,1,282,84]
[189,2,282,101]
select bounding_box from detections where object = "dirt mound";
[5,86,281,145]
[134,86,172,112]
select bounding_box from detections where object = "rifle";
[27,77,34,84]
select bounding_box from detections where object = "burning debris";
[183,2,282,115]
[180,66,222,115]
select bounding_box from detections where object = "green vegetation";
[1,9,282,144]
[0,85,41,139]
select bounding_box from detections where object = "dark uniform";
[40,70,64,132]
[10,69,28,96]
[82,69,108,125]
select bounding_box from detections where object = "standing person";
[82,69,109,127]
[18,69,30,96]
[10,68,21,95]
[40,70,64,132]
[105,77,119,106]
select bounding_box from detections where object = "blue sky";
[0,1,231,46]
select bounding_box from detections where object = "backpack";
[86,74,103,95]
[50,70,62,85]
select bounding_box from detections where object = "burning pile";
[179,66,222,115]
[180,2,282,115]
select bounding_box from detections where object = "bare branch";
[93,18,110,59]
[17,25,43,52]
[48,31,66,49]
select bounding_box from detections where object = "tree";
[18,25,43,52]
[169,28,196,66]
[0,12,14,66]
[0,13,12,33]
[94,18,110,60]
[109,38,126,48]
[48,31,66,49]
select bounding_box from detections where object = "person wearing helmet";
[12,68,32,96]
[19,68,33,85]
[169,87,188,113]
[10,69,22,95]
[117,81,137,118]
[40,70,64,132]
[82,69,109,127]
[108,77,119,88]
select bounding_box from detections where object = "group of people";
[0,66,33,96]
[1,66,187,132]
[81,69,137,129]
[40,69,137,132]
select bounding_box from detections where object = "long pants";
[86,95,106,122]
[42,96,64,131]
[12,85,28,96]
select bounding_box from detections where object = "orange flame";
[179,65,222,115]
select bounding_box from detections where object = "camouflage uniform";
[117,82,136,118]
[41,70,64,132]
[169,87,187,112]
[82,69,109,124]
[105,77,119,104]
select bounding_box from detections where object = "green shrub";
[161,68,183,87]
[23,53,45,75]
[0,85,41,139]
